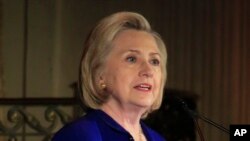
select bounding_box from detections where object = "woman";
[52,11,167,141]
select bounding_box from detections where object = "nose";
[139,62,153,78]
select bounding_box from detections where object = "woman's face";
[101,29,162,110]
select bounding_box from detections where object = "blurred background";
[0,0,249,141]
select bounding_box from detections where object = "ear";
[96,71,106,84]
[96,71,107,91]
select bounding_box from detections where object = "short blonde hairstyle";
[79,11,167,116]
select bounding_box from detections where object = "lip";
[133,83,152,92]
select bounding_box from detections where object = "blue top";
[52,109,166,141]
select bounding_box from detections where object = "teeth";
[140,84,149,88]
[137,87,149,90]
[136,84,151,90]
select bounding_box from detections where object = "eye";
[126,56,137,63]
[150,58,160,66]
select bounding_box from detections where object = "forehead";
[111,29,159,53]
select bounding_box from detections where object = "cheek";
[104,68,131,93]
[112,72,133,90]
[154,70,163,92]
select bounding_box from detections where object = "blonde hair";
[79,11,167,117]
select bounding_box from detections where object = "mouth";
[134,83,152,92]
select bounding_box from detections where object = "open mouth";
[134,83,152,91]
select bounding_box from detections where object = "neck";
[100,100,146,140]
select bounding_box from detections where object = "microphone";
[176,97,230,134]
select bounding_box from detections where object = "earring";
[100,83,106,89]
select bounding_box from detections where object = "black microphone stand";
[179,99,230,134]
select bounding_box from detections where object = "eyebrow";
[127,49,161,57]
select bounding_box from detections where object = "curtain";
[161,0,249,140]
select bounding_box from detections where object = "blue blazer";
[52,109,166,141]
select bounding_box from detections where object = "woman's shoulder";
[51,112,101,141]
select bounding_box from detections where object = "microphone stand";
[178,98,230,134]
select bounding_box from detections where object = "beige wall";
[0,1,168,140]
[2,0,24,98]
[1,0,165,98]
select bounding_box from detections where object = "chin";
[136,100,153,108]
